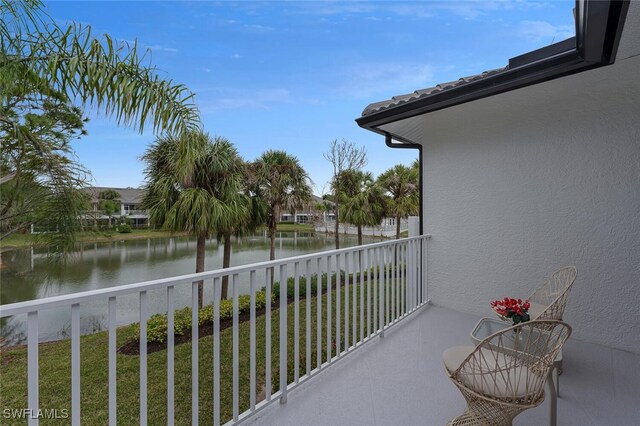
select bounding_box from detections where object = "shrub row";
[128,268,389,345]
[271,270,379,299]
[117,223,132,233]
[129,290,273,344]
[271,273,329,299]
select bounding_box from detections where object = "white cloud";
[386,4,435,19]
[284,1,553,21]
[365,16,391,22]
[243,24,275,32]
[197,88,319,113]
[337,62,435,99]
[519,20,574,43]
[289,3,376,17]
[231,53,242,59]
[121,39,179,54]
[146,44,179,53]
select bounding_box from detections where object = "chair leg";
[547,370,558,426]
[553,364,560,397]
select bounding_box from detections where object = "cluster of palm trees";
[2,1,421,270]
[1,0,200,252]
[141,131,420,305]
[329,160,420,246]
[141,131,311,305]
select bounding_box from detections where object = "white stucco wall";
[411,45,640,353]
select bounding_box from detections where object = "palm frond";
[1,1,200,135]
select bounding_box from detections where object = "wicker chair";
[527,266,577,321]
[444,320,572,426]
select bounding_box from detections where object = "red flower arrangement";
[490,297,531,325]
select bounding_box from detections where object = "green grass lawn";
[273,223,315,232]
[0,229,191,251]
[0,224,313,251]
[0,281,392,425]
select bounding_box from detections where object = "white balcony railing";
[0,235,431,425]
[123,209,148,216]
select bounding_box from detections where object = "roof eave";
[356,49,588,130]
[356,0,630,142]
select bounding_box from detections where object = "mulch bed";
[117,294,311,356]
[118,303,274,356]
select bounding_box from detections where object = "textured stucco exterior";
[399,20,640,353]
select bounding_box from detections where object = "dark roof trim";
[577,0,629,63]
[509,37,577,69]
[356,0,630,134]
[384,134,424,235]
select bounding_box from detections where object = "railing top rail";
[0,235,430,317]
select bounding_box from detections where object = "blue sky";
[47,0,575,194]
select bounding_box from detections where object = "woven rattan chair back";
[528,266,577,321]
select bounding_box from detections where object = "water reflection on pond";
[0,231,377,345]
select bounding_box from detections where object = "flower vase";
[512,328,526,351]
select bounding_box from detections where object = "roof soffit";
[357,0,632,143]
[378,52,640,146]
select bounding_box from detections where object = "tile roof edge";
[360,66,508,117]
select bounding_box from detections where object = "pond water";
[0,231,375,345]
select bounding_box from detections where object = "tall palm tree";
[1,1,199,136]
[340,170,386,246]
[323,139,367,250]
[142,132,249,305]
[1,1,200,253]
[378,164,420,239]
[250,150,312,261]
[97,189,120,229]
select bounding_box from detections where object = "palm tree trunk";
[196,234,206,308]
[269,222,276,261]
[268,221,276,287]
[221,233,232,300]
[357,224,364,269]
[334,201,340,249]
[396,215,401,239]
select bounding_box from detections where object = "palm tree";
[97,189,120,229]
[378,164,420,239]
[323,139,367,249]
[340,170,386,246]
[250,150,312,261]
[141,132,248,305]
[1,1,200,252]
[314,196,333,233]
[1,67,90,247]
[1,1,199,136]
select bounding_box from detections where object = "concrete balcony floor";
[248,305,640,425]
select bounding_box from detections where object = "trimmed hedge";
[129,291,272,344]
[118,223,132,233]
[271,270,377,299]
[271,273,328,299]
[128,268,385,345]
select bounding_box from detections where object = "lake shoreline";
[0,227,370,345]
[0,224,316,252]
